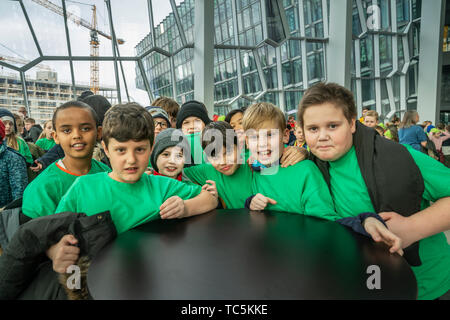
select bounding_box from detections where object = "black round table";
[87,209,417,299]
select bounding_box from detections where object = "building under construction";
[0,70,117,123]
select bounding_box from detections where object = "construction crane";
[0,55,53,71]
[31,0,125,94]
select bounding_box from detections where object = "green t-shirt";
[328,145,450,300]
[251,160,339,222]
[22,159,110,219]
[17,137,33,164]
[35,138,56,151]
[56,172,202,234]
[186,132,206,165]
[183,163,253,209]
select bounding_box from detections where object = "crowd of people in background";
[0,83,449,301]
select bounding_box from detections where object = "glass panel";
[110,0,150,57]
[71,60,118,104]
[24,61,72,122]
[0,0,40,65]
[67,0,113,57]
[0,69,24,115]
[22,0,68,56]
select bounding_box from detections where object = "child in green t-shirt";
[241,102,403,254]
[176,100,212,165]
[297,82,450,300]
[55,103,218,235]
[35,120,56,151]
[22,100,110,219]
[184,121,253,209]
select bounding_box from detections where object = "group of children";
[1,82,449,300]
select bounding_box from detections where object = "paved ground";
[446,230,450,244]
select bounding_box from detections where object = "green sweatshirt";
[328,145,450,300]
[22,159,110,218]
[251,160,339,222]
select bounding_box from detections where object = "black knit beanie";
[0,108,17,133]
[150,128,192,172]
[82,94,112,126]
[176,100,211,129]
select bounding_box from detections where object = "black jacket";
[24,125,43,144]
[310,121,424,266]
[0,211,117,300]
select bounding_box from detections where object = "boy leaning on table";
[47,103,217,283]
[0,102,217,300]
[298,82,450,300]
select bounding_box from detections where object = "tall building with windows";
[135,0,443,123]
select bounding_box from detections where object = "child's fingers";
[62,245,80,255]
[160,196,179,211]
[266,197,277,205]
[59,254,80,262]
[161,207,183,219]
[160,201,180,217]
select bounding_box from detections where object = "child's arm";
[46,234,80,274]
[379,197,450,249]
[159,189,218,219]
[336,214,404,256]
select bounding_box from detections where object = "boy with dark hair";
[55,103,217,235]
[22,100,110,219]
[146,106,171,137]
[152,96,180,128]
[184,121,253,209]
[298,82,450,300]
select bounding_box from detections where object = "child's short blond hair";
[242,102,286,131]
[365,110,379,120]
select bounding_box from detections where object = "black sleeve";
[336,212,387,237]
[244,195,256,209]
[29,128,41,143]
[36,144,65,169]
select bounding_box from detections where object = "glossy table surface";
[87,209,417,299]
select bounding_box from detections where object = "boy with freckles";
[298,82,450,300]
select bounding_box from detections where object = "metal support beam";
[19,0,43,57]
[170,0,187,47]
[61,0,76,99]
[193,0,215,115]
[105,0,121,103]
[417,0,446,124]
[137,59,154,103]
[20,71,30,115]
[326,0,352,88]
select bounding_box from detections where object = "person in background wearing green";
[298,82,450,300]
[35,120,56,151]
[0,108,33,165]
[22,100,110,219]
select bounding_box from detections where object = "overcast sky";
[0,0,183,106]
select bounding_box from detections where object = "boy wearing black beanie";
[176,100,212,165]
[176,100,211,135]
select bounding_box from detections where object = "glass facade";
[136,0,424,121]
[0,0,446,123]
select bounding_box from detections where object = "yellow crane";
[31,0,125,94]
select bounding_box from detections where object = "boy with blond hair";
[241,102,403,254]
